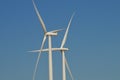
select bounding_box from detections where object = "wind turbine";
[60,13,75,80]
[31,0,62,80]
[30,13,75,80]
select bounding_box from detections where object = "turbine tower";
[31,0,62,80]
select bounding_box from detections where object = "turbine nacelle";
[46,32,58,36]
[45,29,63,36]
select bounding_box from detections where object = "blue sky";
[0,0,120,80]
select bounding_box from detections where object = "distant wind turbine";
[60,13,75,80]
[31,0,62,80]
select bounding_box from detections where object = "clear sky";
[0,0,120,80]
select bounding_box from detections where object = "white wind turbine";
[31,0,62,80]
[30,13,75,80]
[60,13,75,80]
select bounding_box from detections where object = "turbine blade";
[32,0,47,33]
[33,35,47,80]
[33,51,42,80]
[61,13,75,48]
[65,56,74,80]
[28,50,41,52]
[50,29,63,33]
[28,48,69,53]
